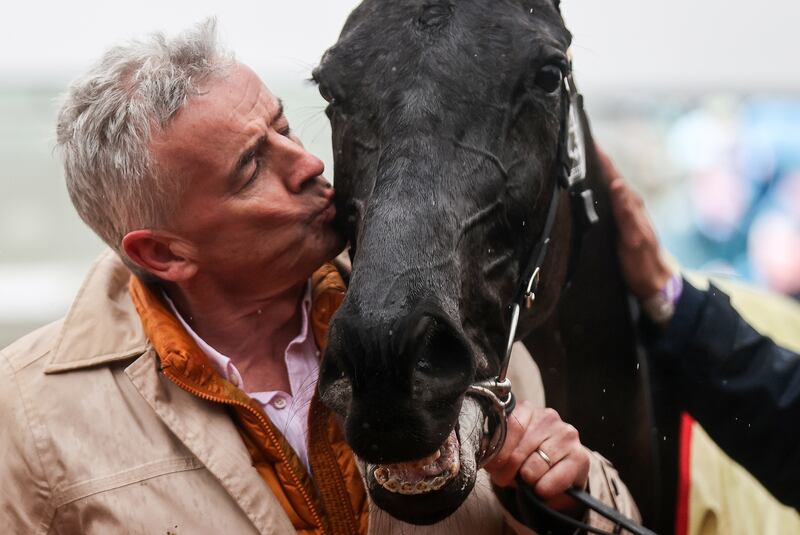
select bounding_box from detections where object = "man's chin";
[320,230,348,264]
[285,233,347,282]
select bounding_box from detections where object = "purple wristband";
[642,272,682,324]
[661,272,683,307]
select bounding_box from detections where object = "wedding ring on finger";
[536,448,552,467]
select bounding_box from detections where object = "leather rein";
[464,74,658,535]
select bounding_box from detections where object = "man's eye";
[241,157,263,190]
[278,126,292,138]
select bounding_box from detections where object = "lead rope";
[517,478,658,535]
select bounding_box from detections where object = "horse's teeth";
[373,467,390,484]
[431,476,447,490]
[381,473,456,494]
[376,458,459,494]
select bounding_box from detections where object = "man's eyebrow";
[272,99,286,125]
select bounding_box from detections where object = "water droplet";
[602,388,606,393]
[257,309,262,315]
[636,363,640,370]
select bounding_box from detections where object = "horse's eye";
[533,64,563,93]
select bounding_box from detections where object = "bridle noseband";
[464,74,658,535]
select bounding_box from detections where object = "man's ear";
[122,230,198,282]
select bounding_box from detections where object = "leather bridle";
[464,74,658,535]
[466,73,596,468]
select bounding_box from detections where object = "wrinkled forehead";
[150,63,280,179]
[316,0,570,100]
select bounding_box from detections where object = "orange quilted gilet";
[129,263,368,535]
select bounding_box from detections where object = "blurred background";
[1,0,799,346]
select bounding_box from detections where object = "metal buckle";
[466,378,514,467]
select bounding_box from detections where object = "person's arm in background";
[599,149,800,510]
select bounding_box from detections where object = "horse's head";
[315,0,577,524]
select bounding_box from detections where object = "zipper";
[161,366,326,532]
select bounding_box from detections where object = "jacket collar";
[45,250,148,374]
[44,251,348,375]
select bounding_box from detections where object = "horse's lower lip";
[361,398,484,524]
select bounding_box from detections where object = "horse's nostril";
[401,311,475,400]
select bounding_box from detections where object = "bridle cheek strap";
[467,73,594,467]
[464,76,658,535]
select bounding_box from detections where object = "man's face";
[152,63,344,295]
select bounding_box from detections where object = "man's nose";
[278,136,325,194]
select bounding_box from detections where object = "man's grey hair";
[56,19,234,274]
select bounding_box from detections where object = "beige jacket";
[0,251,638,534]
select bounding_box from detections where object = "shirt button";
[272,397,287,410]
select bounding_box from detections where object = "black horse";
[316,0,678,531]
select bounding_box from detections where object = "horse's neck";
[527,135,640,414]
[522,110,664,525]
